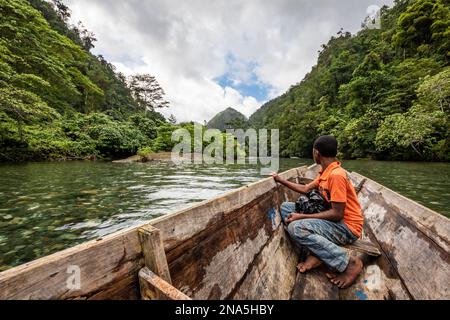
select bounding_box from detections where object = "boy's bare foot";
[297,255,322,273]
[325,256,363,289]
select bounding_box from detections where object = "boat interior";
[0,164,449,300]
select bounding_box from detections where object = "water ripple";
[0,158,448,270]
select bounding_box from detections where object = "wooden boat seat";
[283,223,382,257]
[343,239,381,257]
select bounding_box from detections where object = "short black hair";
[313,135,338,157]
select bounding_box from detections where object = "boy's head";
[313,135,338,163]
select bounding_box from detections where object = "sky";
[63,0,394,123]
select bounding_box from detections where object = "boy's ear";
[313,149,319,158]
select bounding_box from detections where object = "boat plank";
[230,226,298,300]
[86,273,140,300]
[350,173,450,251]
[0,227,143,300]
[139,267,191,300]
[291,268,339,300]
[162,170,303,300]
[0,167,306,300]
[138,225,171,283]
[343,240,381,257]
[165,189,280,299]
[152,168,306,253]
[339,230,391,301]
[359,219,412,300]
[339,256,390,300]
[355,175,450,300]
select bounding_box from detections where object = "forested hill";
[207,107,248,131]
[0,0,168,161]
[249,0,449,161]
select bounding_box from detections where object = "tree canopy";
[249,0,449,161]
[0,0,170,161]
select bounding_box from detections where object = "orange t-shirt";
[313,162,364,238]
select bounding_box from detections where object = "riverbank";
[114,152,193,163]
[113,152,217,163]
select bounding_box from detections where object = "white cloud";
[64,0,393,122]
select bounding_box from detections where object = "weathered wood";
[291,243,384,300]
[138,225,171,283]
[343,240,381,257]
[297,177,314,185]
[152,167,306,253]
[354,178,367,194]
[338,253,390,300]
[1,164,448,301]
[339,229,392,300]
[349,172,450,252]
[166,189,280,299]
[86,273,140,300]
[0,226,143,300]
[230,226,298,300]
[351,172,450,300]
[291,268,339,300]
[164,173,303,300]
[0,167,306,300]
[139,267,191,300]
[303,164,321,180]
[360,227,411,300]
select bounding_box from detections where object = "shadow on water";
[0,158,448,270]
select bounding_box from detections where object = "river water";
[0,159,449,270]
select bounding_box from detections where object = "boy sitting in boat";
[272,135,364,289]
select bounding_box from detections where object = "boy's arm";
[286,174,347,223]
[271,173,318,194]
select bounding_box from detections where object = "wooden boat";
[0,164,449,300]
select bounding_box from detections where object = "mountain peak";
[206,107,248,131]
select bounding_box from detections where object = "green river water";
[0,159,449,270]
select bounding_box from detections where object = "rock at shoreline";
[112,155,143,163]
[113,152,203,163]
[114,152,222,164]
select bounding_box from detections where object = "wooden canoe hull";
[0,165,448,300]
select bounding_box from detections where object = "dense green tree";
[376,67,450,160]
[0,0,169,161]
[128,74,170,112]
[249,0,449,161]
[393,0,450,60]
[417,66,450,112]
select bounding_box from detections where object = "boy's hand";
[286,213,305,224]
[271,172,281,183]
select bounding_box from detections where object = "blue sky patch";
[215,54,271,102]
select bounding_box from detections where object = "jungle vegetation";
[1,0,449,162]
[0,0,173,161]
[249,0,449,161]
